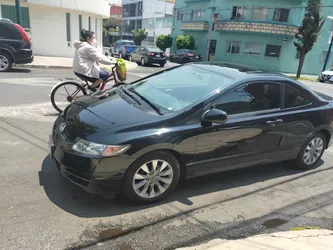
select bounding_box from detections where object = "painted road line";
[0,78,61,87]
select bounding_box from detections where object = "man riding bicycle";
[73,29,117,92]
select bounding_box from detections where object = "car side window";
[284,84,312,108]
[213,82,281,115]
[134,47,140,53]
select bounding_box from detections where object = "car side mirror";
[105,52,109,56]
[201,108,227,125]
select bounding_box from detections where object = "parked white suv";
[318,68,333,83]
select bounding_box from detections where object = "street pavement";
[1,65,333,250]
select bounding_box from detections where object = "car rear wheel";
[319,80,325,83]
[160,63,165,67]
[0,52,13,72]
[296,132,326,169]
[123,151,180,203]
[141,57,146,66]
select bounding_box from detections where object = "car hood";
[64,89,163,140]
[321,70,333,75]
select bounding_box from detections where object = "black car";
[0,18,33,72]
[50,62,333,203]
[129,46,166,67]
[170,49,203,64]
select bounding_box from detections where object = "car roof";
[0,18,13,24]
[191,62,288,80]
[119,40,134,43]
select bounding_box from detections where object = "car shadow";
[39,155,326,218]
[7,68,32,73]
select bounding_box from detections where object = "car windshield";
[127,65,234,113]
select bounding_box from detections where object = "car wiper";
[128,88,164,115]
[120,86,141,105]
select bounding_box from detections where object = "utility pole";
[205,0,216,61]
[15,0,22,26]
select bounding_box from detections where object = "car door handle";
[266,119,283,125]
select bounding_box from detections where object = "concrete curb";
[19,64,73,70]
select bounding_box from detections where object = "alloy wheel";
[141,58,145,66]
[0,55,9,71]
[132,159,174,199]
[303,137,324,165]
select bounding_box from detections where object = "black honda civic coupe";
[50,62,333,203]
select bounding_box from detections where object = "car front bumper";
[49,116,135,195]
[318,74,333,82]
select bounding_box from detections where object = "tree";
[156,34,173,52]
[131,28,148,45]
[175,35,195,50]
[103,17,121,30]
[294,0,325,77]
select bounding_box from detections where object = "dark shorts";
[74,69,110,83]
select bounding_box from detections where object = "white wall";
[27,0,110,17]
[28,4,103,57]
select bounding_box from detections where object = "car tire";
[296,132,326,170]
[319,80,325,83]
[160,63,165,67]
[141,57,146,66]
[0,52,13,72]
[119,53,123,59]
[129,55,133,62]
[122,151,180,203]
[169,56,174,62]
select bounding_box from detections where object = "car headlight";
[73,139,131,157]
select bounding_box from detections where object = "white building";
[0,0,109,57]
[121,0,174,44]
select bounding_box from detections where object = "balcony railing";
[181,21,209,31]
[214,20,298,37]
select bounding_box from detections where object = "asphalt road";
[1,65,333,250]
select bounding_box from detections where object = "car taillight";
[14,23,30,44]
[188,54,194,57]
[162,53,166,57]
[148,52,154,56]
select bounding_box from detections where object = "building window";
[251,6,269,21]
[265,44,281,57]
[192,10,203,21]
[66,13,71,42]
[129,3,136,17]
[321,51,328,63]
[137,19,142,30]
[231,6,247,20]
[273,8,289,22]
[296,50,300,59]
[88,16,91,30]
[209,40,217,56]
[79,15,82,38]
[129,20,135,31]
[227,41,241,54]
[95,18,97,33]
[177,11,184,21]
[244,43,261,55]
[138,1,143,16]
[1,5,31,29]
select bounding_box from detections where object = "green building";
[171,0,333,75]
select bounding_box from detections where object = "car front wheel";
[296,132,326,169]
[123,151,180,203]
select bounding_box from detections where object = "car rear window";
[147,47,163,52]
[122,41,135,46]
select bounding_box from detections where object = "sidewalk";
[22,56,138,70]
[176,229,333,250]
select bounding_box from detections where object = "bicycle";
[50,63,120,113]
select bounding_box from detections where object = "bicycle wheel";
[51,81,87,113]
